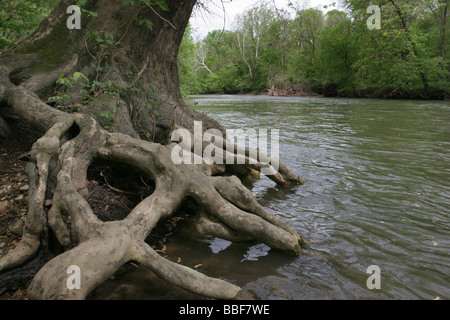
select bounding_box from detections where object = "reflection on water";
[94,95,450,300]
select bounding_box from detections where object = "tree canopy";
[179,0,449,99]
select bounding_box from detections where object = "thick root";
[28,221,134,300]
[1,59,304,299]
[132,241,245,300]
[1,112,304,299]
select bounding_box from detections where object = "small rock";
[18,174,28,182]
[0,242,5,248]
[9,219,25,236]
[0,187,11,197]
[20,185,29,192]
[0,200,9,212]
[14,194,24,203]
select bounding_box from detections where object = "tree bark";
[440,0,448,59]
[0,0,304,300]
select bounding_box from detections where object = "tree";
[0,0,304,300]
[235,4,275,89]
[178,23,201,95]
[438,0,449,59]
[292,8,324,78]
[316,10,359,94]
[345,0,449,97]
[198,30,242,93]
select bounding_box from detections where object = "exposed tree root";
[0,110,302,299]
[0,26,305,299]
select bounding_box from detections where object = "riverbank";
[265,84,322,98]
[264,84,449,100]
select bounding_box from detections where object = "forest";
[178,0,449,99]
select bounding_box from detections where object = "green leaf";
[57,74,66,83]
[72,72,89,83]
[153,0,169,11]
[145,19,153,30]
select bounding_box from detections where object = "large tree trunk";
[0,0,304,300]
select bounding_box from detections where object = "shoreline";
[190,85,449,101]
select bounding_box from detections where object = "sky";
[189,0,341,39]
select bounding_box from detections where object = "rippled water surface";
[93,95,449,300]
[181,95,450,300]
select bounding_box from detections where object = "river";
[92,95,450,300]
[182,95,450,300]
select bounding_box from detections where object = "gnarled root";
[0,110,304,299]
[1,59,304,300]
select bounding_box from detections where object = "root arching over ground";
[0,0,305,300]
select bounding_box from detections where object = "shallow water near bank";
[94,95,450,300]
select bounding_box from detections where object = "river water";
[180,95,450,300]
[92,94,449,300]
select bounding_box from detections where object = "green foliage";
[49,30,129,107]
[316,10,359,93]
[76,0,98,17]
[0,0,59,52]
[178,24,202,94]
[49,72,90,103]
[345,0,449,95]
[179,1,449,97]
